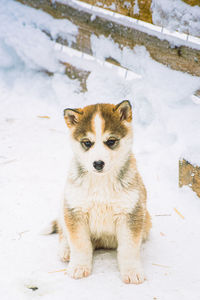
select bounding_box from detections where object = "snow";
[124,1,131,9]
[93,1,116,10]
[0,0,77,72]
[152,0,200,37]
[133,0,140,15]
[0,1,200,300]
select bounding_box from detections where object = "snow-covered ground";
[0,1,200,299]
[152,0,200,37]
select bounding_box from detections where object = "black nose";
[93,160,105,171]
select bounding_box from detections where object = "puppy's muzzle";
[93,160,105,171]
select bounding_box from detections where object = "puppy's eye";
[84,141,92,148]
[81,140,93,150]
[105,139,118,149]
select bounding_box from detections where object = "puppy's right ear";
[64,108,83,128]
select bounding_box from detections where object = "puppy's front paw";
[67,263,91,279]
[121,268,145,284]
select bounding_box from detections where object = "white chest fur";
[64,173,139,237]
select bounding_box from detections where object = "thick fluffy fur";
[56,101,151,284]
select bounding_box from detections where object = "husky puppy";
[55,100,151,284]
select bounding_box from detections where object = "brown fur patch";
[64,207,89,249]
[92,234,117,250]
[128,201,145,237]
[64,207,83,234]
[64,102,132,141]
[73,105,97,140]
[129,156,147,201]
[117,155,132,188]
[117,154,147,197]
[99,103,128,138]
[143,210,152,241]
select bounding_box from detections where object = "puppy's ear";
[64,108,83,128]
[114,100,132,122]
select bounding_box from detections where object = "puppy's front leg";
[64,208,93,279]
[116,209,145,284]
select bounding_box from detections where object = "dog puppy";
[57,100,151,284]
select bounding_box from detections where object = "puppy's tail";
[41,220,59,235]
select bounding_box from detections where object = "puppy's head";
[64,101,133,174]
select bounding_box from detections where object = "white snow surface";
[0,0,77,72]
[152,0,200,37]
[0,1,200,300]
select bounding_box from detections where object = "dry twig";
[48,269,67,274]
[174,208,185,219]
[37,116,50,119]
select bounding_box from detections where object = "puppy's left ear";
[64,108,83,128]
[114,100,132,122]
